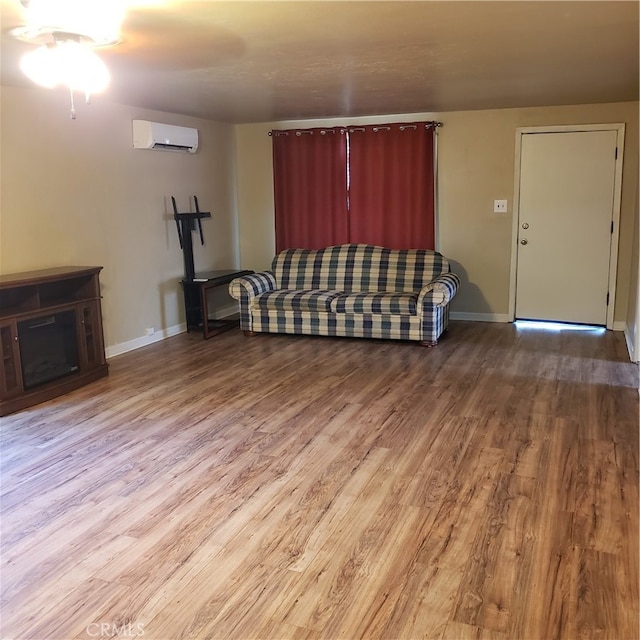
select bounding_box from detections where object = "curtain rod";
[270,121,442,136]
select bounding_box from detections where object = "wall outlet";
[145,327,154,336]
[494,199,508,213]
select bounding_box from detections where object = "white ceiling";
[1,1,638,123]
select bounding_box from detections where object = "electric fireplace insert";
[18,310,79,390]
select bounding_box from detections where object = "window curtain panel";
[347,124,435,250]
[272,127,349,252]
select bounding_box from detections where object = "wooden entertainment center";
[0,266,108,416]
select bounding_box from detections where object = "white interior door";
[515,130,617,325]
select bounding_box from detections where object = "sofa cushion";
[253,289,341,313]
[331,291,418,315]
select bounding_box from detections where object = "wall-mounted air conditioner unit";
[132,120,198,153]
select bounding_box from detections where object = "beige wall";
[235,101,639,324]
[2,89,637,357]
[625,181,639,361]
[1,84,237,352]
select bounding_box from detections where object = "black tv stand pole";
[172,196,212,281]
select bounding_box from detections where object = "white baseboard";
[106,323,186,359]
[105,305,238,360]
[612,320,626,332]
[449,312,511,323]
[624,324,639,363]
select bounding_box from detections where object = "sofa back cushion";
[272,244,449,293]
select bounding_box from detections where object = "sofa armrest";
[229,272,276,333]
[417,272,461,309]
[229,271,277,300]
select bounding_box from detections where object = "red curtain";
[347,124,435,250]
[272,127,349,251]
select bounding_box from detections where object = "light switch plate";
[494,199,508,213]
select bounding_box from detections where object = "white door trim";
[509,123,626,330]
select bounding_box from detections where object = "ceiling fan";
[6,0,165,117]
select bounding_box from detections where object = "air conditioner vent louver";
[153,142,193,151]
[132,120,198,153]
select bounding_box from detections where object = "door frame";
[508,123,625,329]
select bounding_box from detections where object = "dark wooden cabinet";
[0,320,22,398]
[77,301,105,369]
[0,267,108,416]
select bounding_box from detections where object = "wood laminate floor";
[0,321,638,640]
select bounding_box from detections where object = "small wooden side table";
[181,269,253,339]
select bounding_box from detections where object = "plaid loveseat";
[229,244,460,346]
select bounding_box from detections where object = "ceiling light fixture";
[10,0,125,118]
[20,37,111,92]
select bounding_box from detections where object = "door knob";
[520,239,528,245]
[522,223,529,229]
